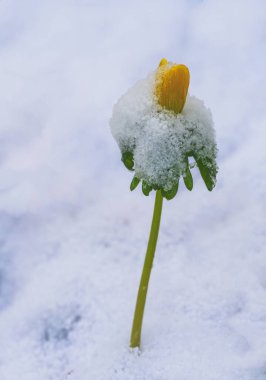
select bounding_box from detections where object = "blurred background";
[0,1,266,379]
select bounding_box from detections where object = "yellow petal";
[155,60,190,114]
[158,58,168,67]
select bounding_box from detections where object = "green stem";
[130,190,163,348]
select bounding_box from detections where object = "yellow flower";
[155,58,190,114]
[110,58,218,196]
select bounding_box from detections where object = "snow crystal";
[110,69,218,192]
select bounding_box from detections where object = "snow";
[0,0,266,379]
[110,70,217,193]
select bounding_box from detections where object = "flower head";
[110,59,218,199]
[155,58,190,114]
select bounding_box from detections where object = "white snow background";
[0,0,266,379]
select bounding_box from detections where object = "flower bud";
[155,59,190,114]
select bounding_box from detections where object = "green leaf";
[130,176,140,191]
[195,157,215,191]
[121,151,134,171]
[151,183,159,191]
[142,181,152,196]
[183,158,193,191]
[161,181,179,200]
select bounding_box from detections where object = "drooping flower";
[110,59,218,199]
[110,59,219,349]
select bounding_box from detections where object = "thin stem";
[130,190,163,348]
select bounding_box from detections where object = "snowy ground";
[0,0,266,379]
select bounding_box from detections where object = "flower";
[155,58,190,114]
[110,59,218,199]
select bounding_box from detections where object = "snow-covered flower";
[110,59,219,349]
[110,58,218,199]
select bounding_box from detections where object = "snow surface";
[0,0,266,379]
